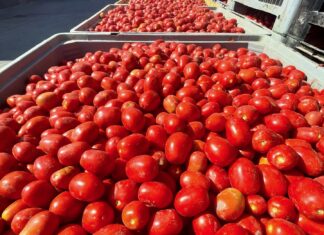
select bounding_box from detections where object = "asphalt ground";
[0,0,114,61]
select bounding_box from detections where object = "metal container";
[0,33,323,103]
[70,4,271,35]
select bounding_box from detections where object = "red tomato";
[94,224,132,235]
[117,134,149,160]
[39,134,70,156]
[0,126,16,152]
[12,142,38,163]
[225,117,251,148]
[82,201,115,233]
[121,107,145,132]
[21,180,56,208]
[0,171,35,200]
[146,125,168,150]
[147,209,183,235]
[112,179,138,211]
[80,149,115,177]
[19,210,60,235]
[266,144,299,170]
[183,62,200,80]
[122,201,150,230]
[138,181,173,209]
[229,158,262,195]
[57,142,90,166]
[175,101,201,122]
[192,213,220,235]
[258,165,288,198]
[49,191,84,223]
[266,218,305,235]
[204,136,238,167]
[33,155,62,180]
[11,208,43,234]
[288,178,324,221]
[246,194,267,216]
[215,223,249,235]
[71,121,99,143]
[267,196,297,221]
[57,224,87,235]
[165,132,192,164]
[93,107,121,129]
[69,172,105,202]
[174,186,209,217]
[125,155,159,183]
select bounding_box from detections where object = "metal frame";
[0,33,323,104]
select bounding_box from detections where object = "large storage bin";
[0,33,323,104]
[70,4,271,35]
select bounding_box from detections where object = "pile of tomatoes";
[0,39,324,235]
[91,0,245,33]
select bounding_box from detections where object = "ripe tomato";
[82,201,115,233]
[165,132,192,164]
[69,172,104,202]
[122,201,150,230]
[147,209,183,235]
[125,155,159,183]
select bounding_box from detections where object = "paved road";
[0,0,114,60]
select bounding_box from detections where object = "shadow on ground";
[0,0,114,60]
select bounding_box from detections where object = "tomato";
[165,132,192,164]
[82,201,115,233]
[252,128,283,153]
[112,179,138,211]
[293,146,323,177]
[258,165,288,198]
[237,215,263,235]
[264,113,292,135]
[11,208,43,234]
[69,172,105,202]
[122,200,150,230]
[175,101,201,122]
[139,90,161,111]
[125,155,159,183]
[205,113,226,132]
[187,151,208,172]
[163,113,186,134]
[12,142,38,163]
[215,188,245,221]
[57,141,90,166]
[267,196,297,221]
[138,181,173,209]
[49,191,84,223]
[146,125,168,150]
[182,61,200,79]
[117,134,149,160]
[215,223,249,235]
[148,209,183,235]
[225,117,251,148]
[71,121,99,143]
[246,194,267,216]
[205,136,238,167]
[33,155,62,180]
[36,92,60,111]
[192,213,220,235]
[57,224,87,235]
[39,134,70,156]
[94,107,121,129]
[19,210,60,235]
[280,109,308,128]
[80,149,115,177]
[298,213,324,235]
[94,224,132,235]
[121,107,145,132]
[174,186,209,217]
[229,158,261,195]
[21,180,56,208]
[0,171,35,200]
[288,178,324,221]
[266,218,305,235]
[266,144,299,170]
